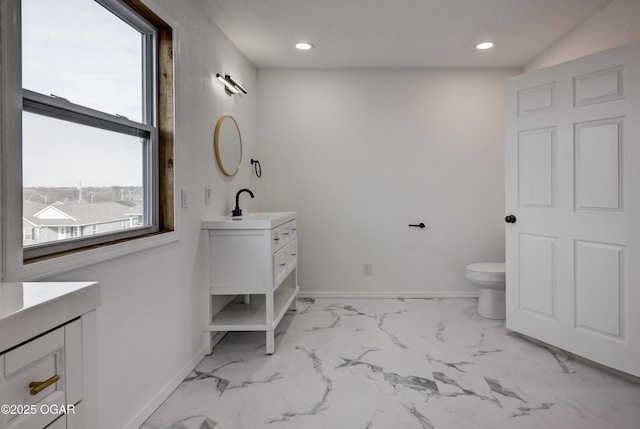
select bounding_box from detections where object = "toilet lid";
[465,262,505,282]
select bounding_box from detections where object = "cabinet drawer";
[271,223,291,253]
[273,245,288,285]
[1,319,83,429]
[2,327,64,428]
[4,390,66,429]
[287,239,298,267]
[273,239,298,288]
[289,219,297,241]
[45,414,66,429]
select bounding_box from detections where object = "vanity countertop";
[0,281,101,352]
[202,211,296,230]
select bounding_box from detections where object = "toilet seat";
[465,262,505,283]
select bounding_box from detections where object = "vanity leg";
[289,295,297,311]
[266,330,275,355]
[243,294,251,304]
[207,296,213,353]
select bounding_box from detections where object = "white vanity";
[0,281,101,429]
[202,212,299,354]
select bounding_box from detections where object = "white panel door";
[505,42,640,377]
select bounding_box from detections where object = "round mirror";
[214,115,242,176]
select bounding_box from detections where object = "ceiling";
[200,0,613,69]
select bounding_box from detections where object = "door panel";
[575,240,624,338]
[518,127,556,208]
[574,66,624,107]
[519,234,556,319]
[505,42,640,377]
[574,118,623,211]
[518,82,556,116]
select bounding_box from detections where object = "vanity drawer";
[5,391,66,429]
[2,327,64,428]
[287,239,298,267]
[280,222,292,245]
[273,245,288,285]
[271,223,291,253]
[289,220,297,241]
[4,327,64,405]
[1,319,83,429]
[273,239,298,288]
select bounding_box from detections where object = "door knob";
[505,215,517,224]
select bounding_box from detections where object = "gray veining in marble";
[484,377,526,403]
[405,404,435,429]
[166,416,217,429]
[433,372,500,407]
[266,346,333,424]
[142,298,640,429]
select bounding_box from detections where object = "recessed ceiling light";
[295,42,314,51]
[476,42,495,50]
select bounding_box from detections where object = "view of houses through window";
[23,185,144,246]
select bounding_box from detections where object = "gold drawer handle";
[29,374,60,396]
[280,263,286,267]
[283,232,289,235]
[274,237,280,241]
[291,253,297,256]
[292,228,297,231]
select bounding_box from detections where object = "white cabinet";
[202,212,299,354]
[0,282,100,429]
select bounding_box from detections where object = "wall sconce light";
[216,73,248,96]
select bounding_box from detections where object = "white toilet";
[465,262,506,319]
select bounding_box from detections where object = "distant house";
[22,200,143,245]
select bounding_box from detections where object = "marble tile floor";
[141,298,640,429]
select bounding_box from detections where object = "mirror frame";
[214,115,243,176]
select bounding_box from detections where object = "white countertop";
[202,211,296,230]
[0,281,101,352]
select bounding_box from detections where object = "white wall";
[525,0,640,71]
[1,0,258,427]
[257,68,517,297]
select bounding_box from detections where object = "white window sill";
[14,231,180,281]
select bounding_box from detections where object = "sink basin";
[202,211,296,229]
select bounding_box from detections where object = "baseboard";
[122,345,208,429]
[297,291,479,299]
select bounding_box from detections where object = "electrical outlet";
[181,189,188,208]
[205,187,212,206]
[364,264,373,277]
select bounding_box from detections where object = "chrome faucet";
[232,188,254,217]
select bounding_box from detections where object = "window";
[13,0,174,261]
[23,227,34,241]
